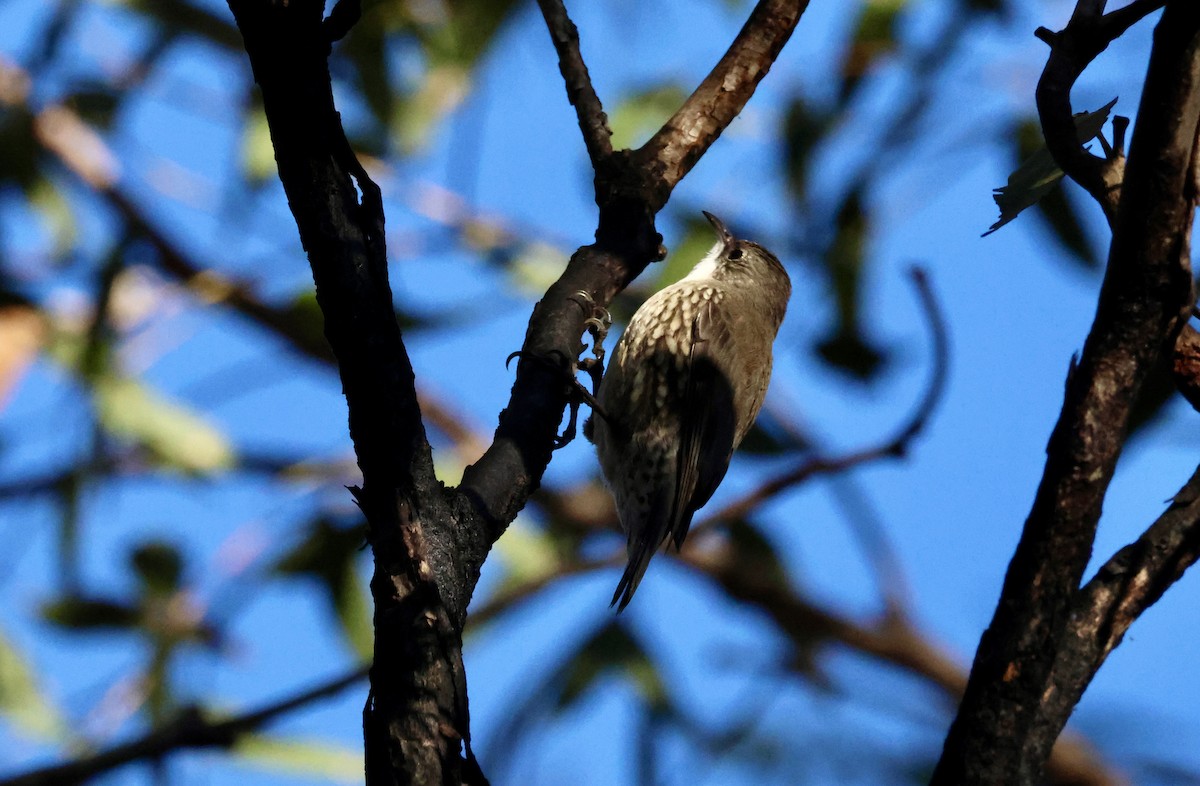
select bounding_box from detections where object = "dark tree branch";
[1034,0,1166,223]
[455,0,809,567]
[1172,323,1200,411]
[0,668,367,786]
[222,0,810,781]
[224,2,477,784]
[933,3,1200,783]
[534,0,612,167]
[1037,465,1200,733]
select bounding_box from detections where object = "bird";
[591,211,791,610]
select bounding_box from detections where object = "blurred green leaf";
[394,65,471,152]
[27,177,77,257]
[1031,177,1096,269]
[507,241,569,296]
[0,628,67,740]
[116,0,244,50]
[233,733,361,782]
[93,374,236,474]
[1010,119,1098,269]
[736,410,805,455]
[42,596,140,631]
[240,107,277,184]
[984,98,1117,237]
[338,19,393,148]
[492,518,562,587]
[609,84,688,150]
[726,519,788,589]
[816,190,885,378]
[275,518,371,660]
[655,214,721,290]
[560,622,666,711]
[841,0,909,102]
[782,97,829,202]
[131,541,184,595]
[341,0,523,151]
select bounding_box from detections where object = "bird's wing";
[669,298,738,549]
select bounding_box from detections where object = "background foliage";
[0,0,1195,784]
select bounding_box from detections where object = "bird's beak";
[702,211,734,247]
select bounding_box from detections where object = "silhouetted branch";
[534,0,612,167]
[1041,464,1200,726]
[224,3,475,784]
[934,3,1200,782]
[1034,0,1165,222]
[0,667,367,786]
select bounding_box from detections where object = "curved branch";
[933,3,1200,782]
[1034,0,1165,222]
[0,668,367,786]
[458,0,813,570]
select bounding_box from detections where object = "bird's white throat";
[682,241,723,282]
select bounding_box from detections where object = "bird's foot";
[570,290,612,382]
[505,348,608,449]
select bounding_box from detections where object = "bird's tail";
[610,541,656,612]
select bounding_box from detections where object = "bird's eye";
[728,248,743,261]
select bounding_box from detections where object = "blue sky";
[0,1,1197,784]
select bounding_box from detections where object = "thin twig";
[0,667,368,786]
[534,0,612,167]
[1034,0,1165,222]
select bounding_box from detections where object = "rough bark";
[228,0,809,782]
[932,2,1200,783]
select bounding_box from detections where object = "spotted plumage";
[592,212,791,610]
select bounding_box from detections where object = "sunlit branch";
[638,0,807,201]
[1043,464,1200,718]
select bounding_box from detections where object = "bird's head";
[695,211,791,314]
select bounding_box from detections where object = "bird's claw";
[505,344,608,450]
[570,291,611,403]
[571,290,612,363]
